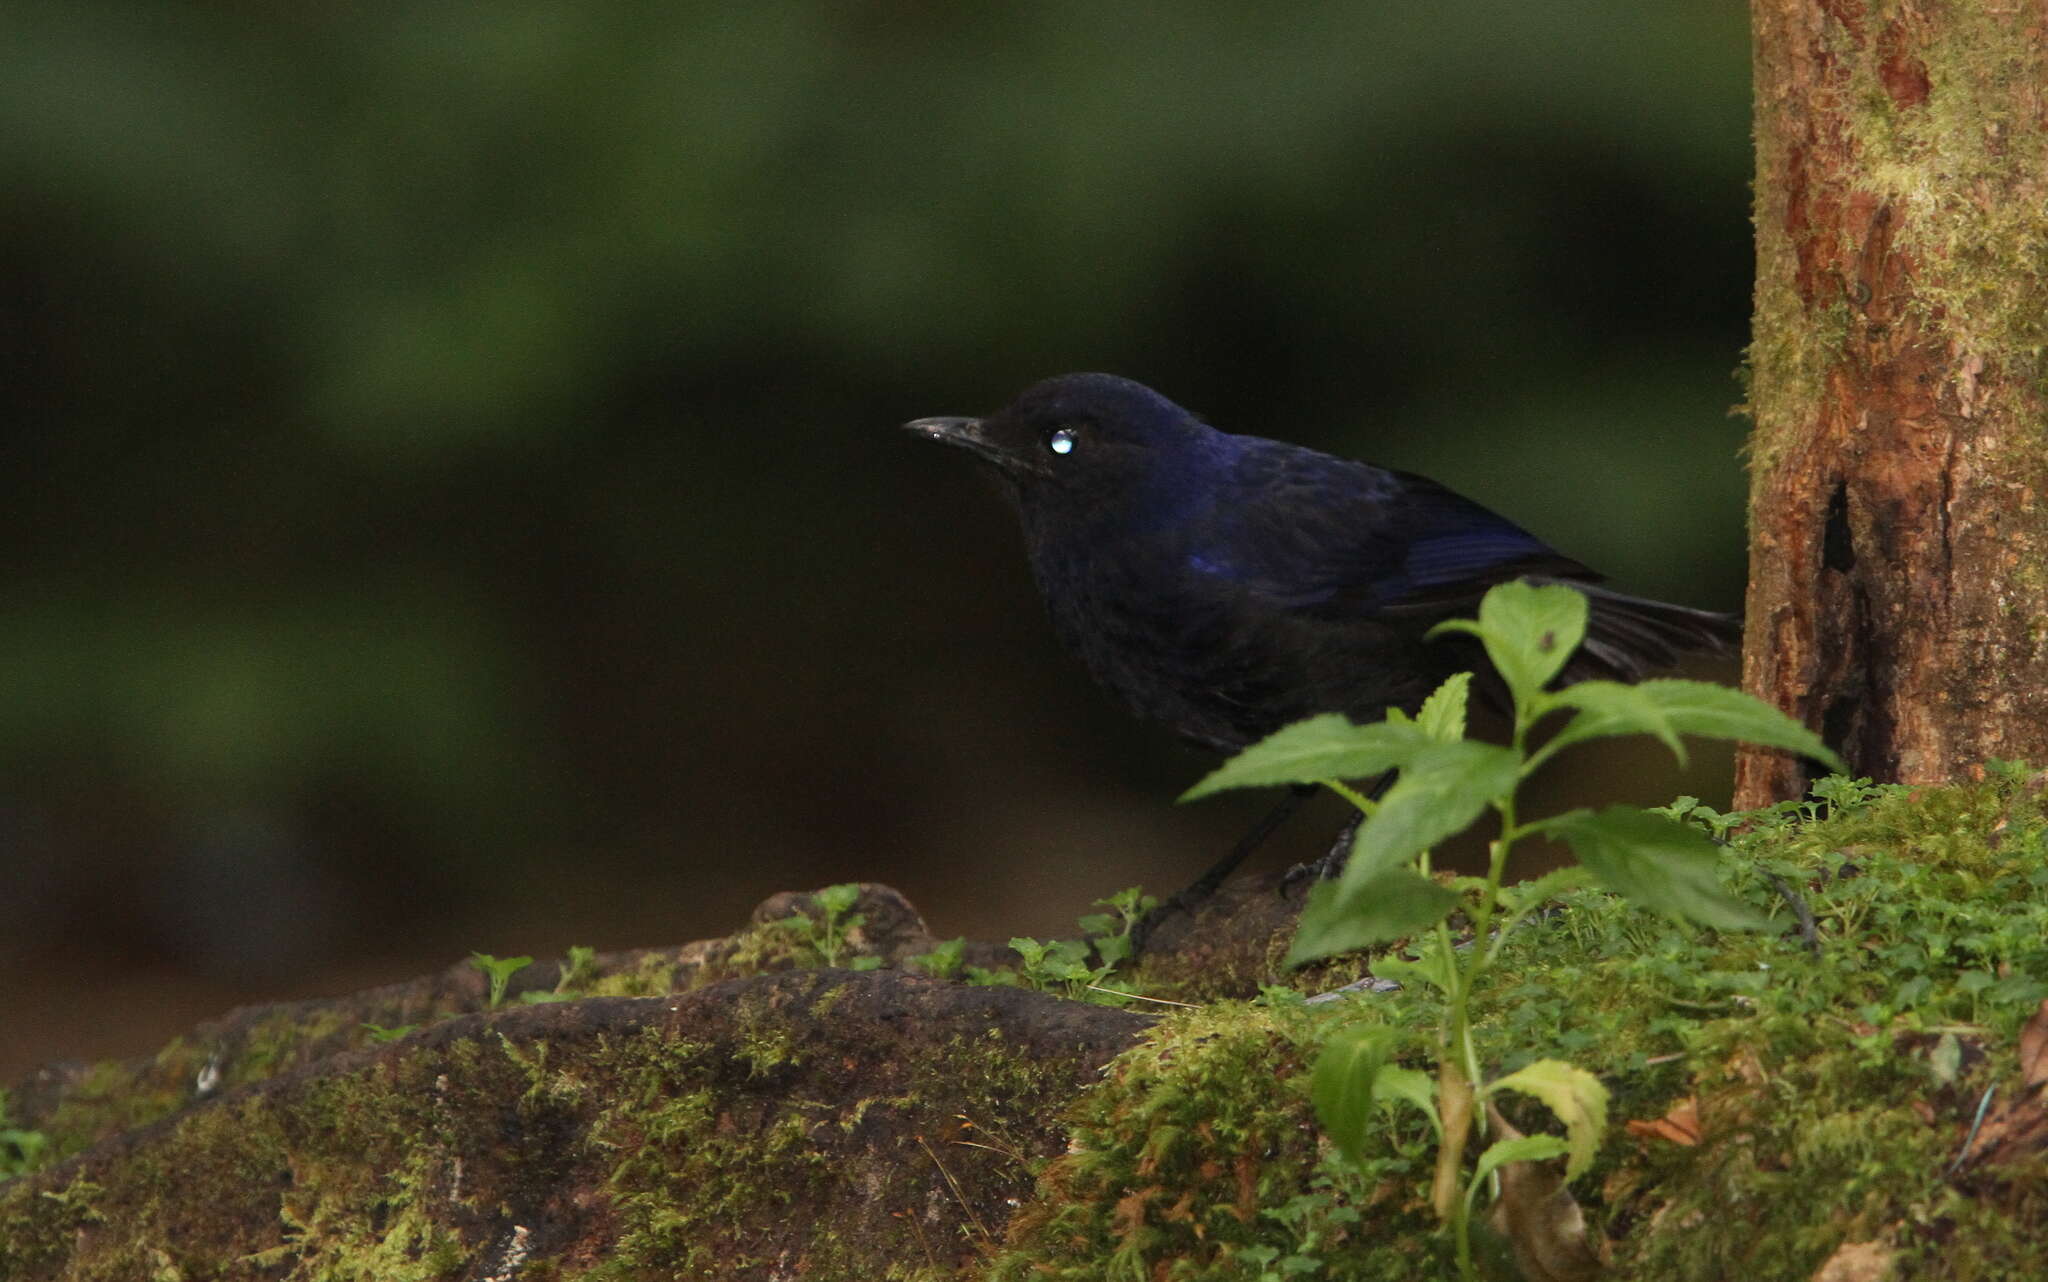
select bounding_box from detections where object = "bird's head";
[904,373,1220,496]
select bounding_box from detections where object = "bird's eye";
[1047,428,1078,456]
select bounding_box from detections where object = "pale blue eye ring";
[1048,428,1077,456]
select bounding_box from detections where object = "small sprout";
[0,1126,49,1178]
[556,944,599,994]
[468,952,535,1010]
[909,937,966,979]
[798,883,869,968]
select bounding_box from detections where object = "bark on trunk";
[1738,0,2048,808]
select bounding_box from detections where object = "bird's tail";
[1545,580,1742,684]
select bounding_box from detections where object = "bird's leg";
[1287,771,1394,885]
[1128,783,1317,956]
[1307,810,1364,881]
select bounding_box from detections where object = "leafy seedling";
[1185,580,1843,1279]
[468,952,534,1010]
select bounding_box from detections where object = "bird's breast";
[1025,533,1294,748]
[1021,521,1449,751]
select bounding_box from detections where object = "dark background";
[1,2,1753,1080]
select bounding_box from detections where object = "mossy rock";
[9,776,2048,1279]
[1,967,1147,1280]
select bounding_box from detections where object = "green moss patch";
[991,773,2048,1279]
[0,970,1147,1281]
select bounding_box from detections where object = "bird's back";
[1016,435,1525,749]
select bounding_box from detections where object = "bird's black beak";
[902,415,1005,466]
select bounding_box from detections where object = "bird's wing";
[1198,447,1597,618]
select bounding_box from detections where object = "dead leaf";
[1809,1238,1895,1282]
[1926,1032,1962,1087]
[1954,1001,2048,1168]
[1956,1092,2042,1168]
[1484,1105,1606,1282]
[1625,1098,1700,1147]
[1232,1154,1258,1222]
[1433,1060,1476,1217]
[2018,998,2048,1092]
[1111,1191,1149,1238]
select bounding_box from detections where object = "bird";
[903,373,1739,939]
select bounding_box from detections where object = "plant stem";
[1437,704,1534,1277]
[1324,778,1380,816]
[1431,1055,1474,1215]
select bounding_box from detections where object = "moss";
[2,970,1122,1279]
[1126,889,1377,1007]
[10,781,2048,1276]
[584,1012,1091,1280]
[993,773,2048,1279]
[0,1176,104,1278]
[32,1059,195,1167]
[0,1008,603,1279]
[715,916,836,981]
[1845,6,2048,396]
[990,1000,1441,1280]
[222,1006,363,1087]
[582,950,683,998]
[1748,4,2048,476]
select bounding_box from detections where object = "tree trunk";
[1738,1,2048,808]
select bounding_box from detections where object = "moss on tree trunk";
[1739,0,2048,806]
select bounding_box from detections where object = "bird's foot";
[1281,809,1364,892]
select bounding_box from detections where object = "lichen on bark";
[1740,0,2048,805]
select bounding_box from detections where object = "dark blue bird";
[904,373,1738,928]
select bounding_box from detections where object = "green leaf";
[468,952,534,1009]
[1543,679,1844,772]
[1430,581,1588,706]
[1548,806,1774,931]
[1485,1059,1609,1181]
[1369,949,1455,995]
[1312,1026,1399,1164]
[1416,672,1473,744]
[1541,680,1686,765]
[1181,715,1430,800]
[1091,933,1133,969]
[1286,871,1461,966]
[1335,741,1520,893]
[814,883,862,917]
[1371,1065,1442,1138]
[1930,1032,1963,1086]
[909,937,965,979]
[1632,680,1846,772]
[1496,866,1596,915]
[1470,1134,1571,1191]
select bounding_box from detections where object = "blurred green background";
[1,1,1753,1077]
